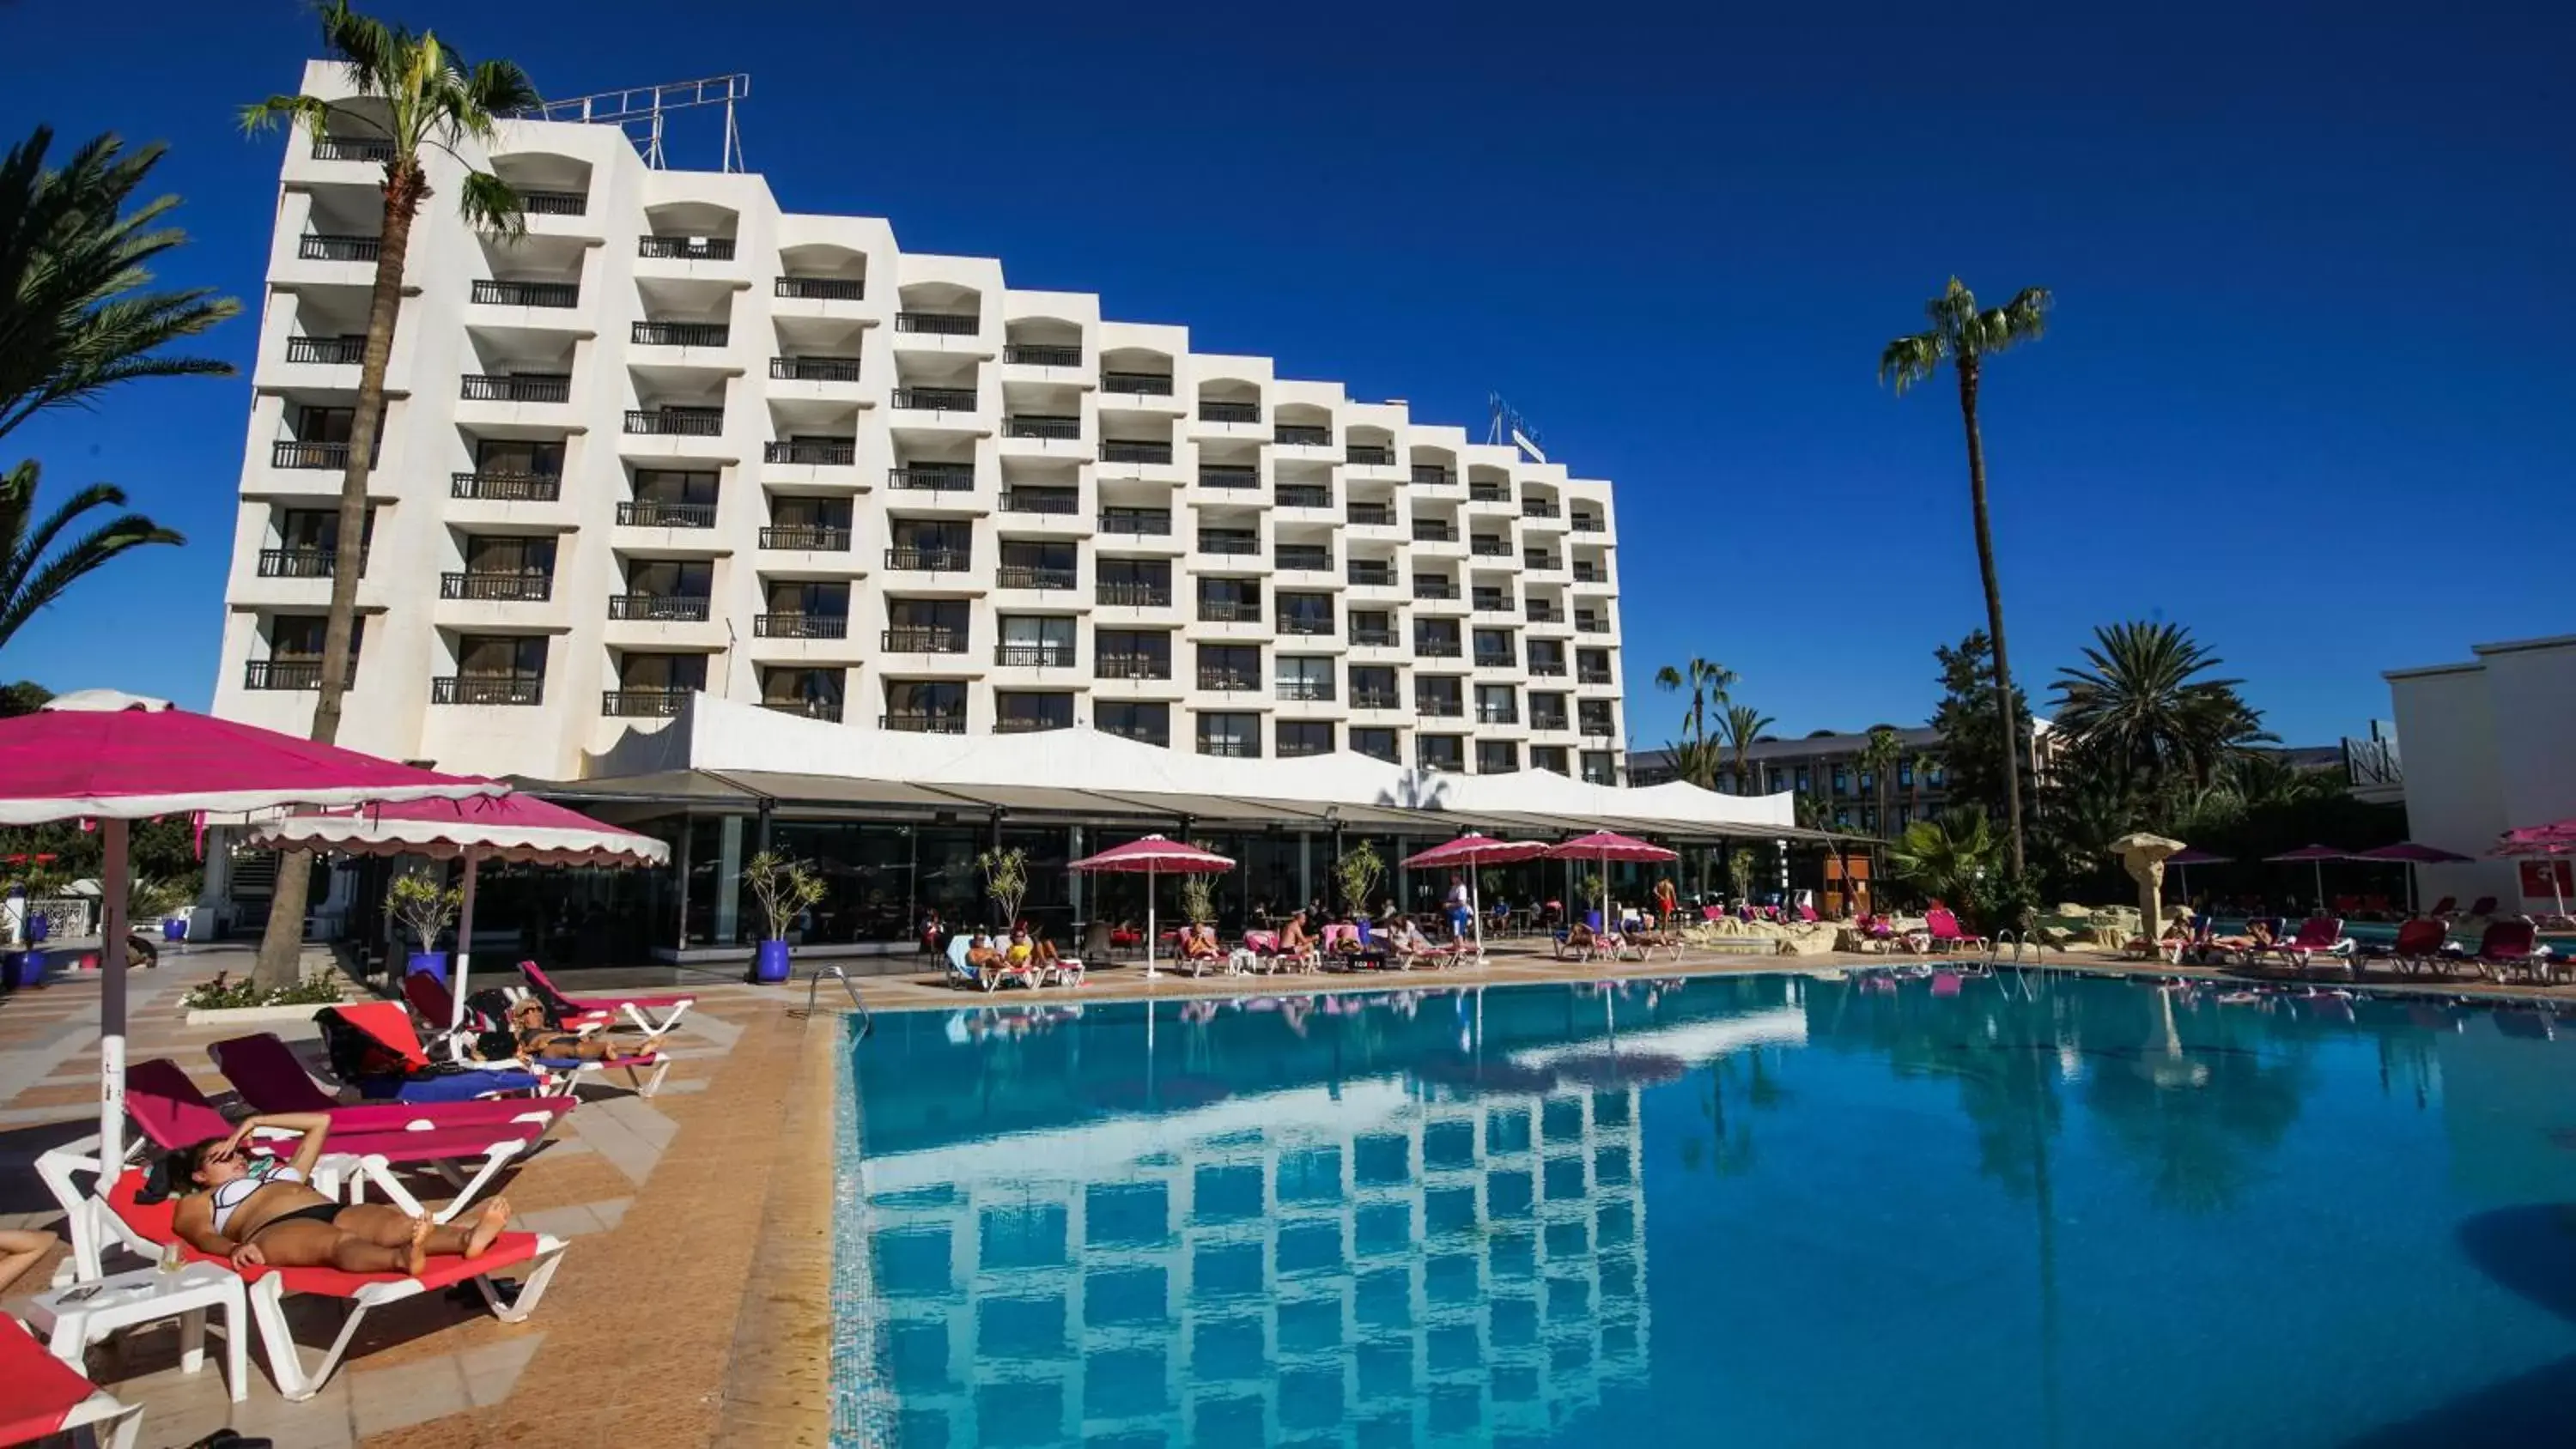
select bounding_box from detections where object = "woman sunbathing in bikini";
[157,1113,508,1275]
[504,998,641,1062]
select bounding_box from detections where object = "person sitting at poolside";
[1276,910,1320,970]
[1179,924,1224,974]
[503,997,647,1062]
[2208,918,2275,961]
[1004,926,1036,971]
[152,1113,509,1275]
[1387,917,1443,967]
[1563,919,1601,957]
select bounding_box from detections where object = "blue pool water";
[834,973,2576,1447]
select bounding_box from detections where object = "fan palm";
[1718,703,1774,796]
[0,461,181,653]
[1859,726,1905,839]
[1658,736,1728,791]
[2052,621,2272,809]
[1652,658,1735,746]
[0,126,238,442]
[242,2,538,985]
[1888,810,2004,904]
[1880,278,2051,873]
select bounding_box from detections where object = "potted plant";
[1335,840,1385,919]
[1178,874,1218,932]
[131,877,195,942]
[386,870,464,985]
[977,846,1028,933]
[743,850,825,983]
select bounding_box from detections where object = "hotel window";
[1476,739,1520,774]
[1418,734,1466,772]
[1197,577,1262,622]
[1197,711,1261,759]
[1899,761,1915,788]
[1197,643,1261,693]
[455,631,537,680]
[1348,609,1396,647]
[998,539,1076,589]
[1580,750,1615,785]
[1832,767,1850,797]
[1767,769,1786,793]
[1577,700,1615,737]
[1277,591,1334,637]
[1352,727,1400,763]
[1277,719,1334,758]
[1348,664,1399,709]
[1472,628,1515,668]
[996,615,1075,668]
[1834,808,1852,828]
[1929,762,1947,787]
[1276,656,1334,702]
[477,436,564,477]
[1528,692,1568,731]
[1096,628,1171,680]
[994,690,1074,733]
[1415,676,1463,718]
[1475,684,1518,726]
[615,652,705,693]
[883,679,965,731]
[1099,700,1170,748]
[1532,745,1571,775]
[1862,805,1880,832]
[761,666,841,717]
[634,466,718,508]
[1794,766,1812,792]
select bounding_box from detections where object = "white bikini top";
[207,1161,304,1236]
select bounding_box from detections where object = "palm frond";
[456,168,526,240]
[1877,331,1945,393]
[0,461,181,653]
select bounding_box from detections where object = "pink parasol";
[2349,841,2472,914]
[1544,830,1680,934]
[246,795,669,1025]
[2488,827,2576,916]
[2263,844,2350,913]
[1069,834,1235,977]
[1402,834,1546,955]
[2166,846,2231,901]
[0,691,502,1177]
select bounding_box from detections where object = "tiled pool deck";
[5,936,2573,1446]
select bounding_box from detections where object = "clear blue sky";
[7,0,2567,748]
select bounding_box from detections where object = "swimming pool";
[834,973,2576,1447]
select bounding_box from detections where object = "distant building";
[1627,726,1949,835]
[2385,633,2576,912]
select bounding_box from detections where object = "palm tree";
[1859,726,1904,840]
[1657,736,1728,791]
[1718,703,1774,796]
[0,126,238,442]
[1880,279,2052,874]
[0,462,181,653]
[242,3,538,985]
[1652,658,1735,747]
[2051,621,2272,810]
[1887,809,2003,906]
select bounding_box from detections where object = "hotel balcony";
[881,627,968,654]
[758,524,851,552]
[469,279,580,310]
[884,546,972,573]
[606,593,713,622]
[881,709,968,734]
[1097,579,1172,609]
[432,675,544,706]
[632,320,732,349]
[283,336,364,366]
[777,276,865,301]
[296,233,380,264]
[623,406,724,436]
[993,642,1075,669]
[769,355,861,385]
[602,688,690,718]
[615,500,717,529]
[1096,652,1170,681]
[460,373,571,403]
[256,548,362,579]
[438,572,552,602]
[241,658,353,691]
[452,470,562,503]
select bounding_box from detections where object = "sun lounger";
[2463,896,2498,919]
[353,997,671,1100]
[2249,917,2352,977]
[1924,907,1986,955]
[313,1003,549,1102]
[517,961,694,1036]
[95,1167,563,1403]
[2364,918,2452,977]
[1,1313,143,1448]
[208,1032,573,1136]
[2471,920,2546,983]
[2426,895,2456,918]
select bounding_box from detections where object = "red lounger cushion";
[0,1316,104,1444]
[105,1172,541,1294]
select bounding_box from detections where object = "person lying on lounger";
[1180,925,1225,973]
[504,998,648,1062]
[2209,919,2275,957]
[0,1227,58,1295]
[153,1113,509,1274]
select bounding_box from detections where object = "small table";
[15,1261,249,1403]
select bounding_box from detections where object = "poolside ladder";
[803,963,875,1039]
[1987,930,2043,967]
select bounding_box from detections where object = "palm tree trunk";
[253,162,424,990]
[1957,356,2026,876]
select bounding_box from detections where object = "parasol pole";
[2312,860,2324,914]
[450,852,480,1029]
[98,819,130,1179]
[1144,864,1158,979]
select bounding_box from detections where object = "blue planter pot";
[752,939,793,984]
[407,950,450,986]
[162,919,187,943]
[8,950,46,989]
[25,914,46,944]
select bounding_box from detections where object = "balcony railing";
[1275,426,1332,447]
[884,547,970,572]
[1346,562,1394,586]
[1413,524,1458,543]
[1097,580,1171,608]
[894,312,979,336]
[1199,465,1259,489]
[439,572,551,601]
[432,675,543,706]
[1198,737,1259,760]
[1196,599,1261,623]
[754,612,850,639]
[1579,716,1618,738]
[881,627,967,653]
[471,279,579,308]
[883,710,967,734]
[616,500,716,528]
[1477,706,1520,725]
[1524,555,1564,572]
[1577,670,1613,685]
[1002,488,1078,516]
[1413,580,1456,601]
[887,466,974,492]
[284,336,363,365]
[1529,658,1567,677]
[1473,592,1511,613]
[606,593,711,622]
[1197,669,1261,693]
[296,233,380,262]
[603,689,690,718]
[461,373,570,403]
[1198,401,1261,424]
[1413,465,1455,486]
[1573,566,1603,584]
[777,276,865,300]
[1526,603,1564,622]
[1346,504,1394,527]
[764,440,854,466]
[1005,343,1081,367]
[1470,538,1511,557]
[624,407,722,435]
[1275,485,1331,510]
[770,355,861,383]
[1531,714,1570,733]
[270,440,348,470]
[1416,638,1463,658]
[1199,533,1259,556]
[995,563,1077,591]
[1576,617,1609,634]
[1098,510,1172,536]
[892,385,978,412]
[1350,628,1397,649]
[1474,652,1516,670]
[312,136,394,163]
[1346,445,1394,465]
[1276,678,1335,702]
[242,659,352,691]
[1352,689,1400,711]
[452,470,561,501]
[519,190,586,215]
[1416,698,1465,718]
[1274,549,1333,573]
[994,713,1072,735]
[1470,485,1510,504]
[994,643,1074,668]
[762,695,844,722]
[1101,440,1174,465]
[1572,517,1604,533]
[1522,501,1561,518]
[1102,371,1174,396]
[256,547,359,579]
[637,234,735,259]
[1096,652,1170,680]
[632,321,730,347]
[1004,415,1080,440]
[760,524,850,551]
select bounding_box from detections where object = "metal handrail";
[802,964,873,1038]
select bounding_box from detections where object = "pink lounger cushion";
[105,1169,543,1297]
[210,1034,572,1131]
[125,1059,543,1161]
[0,1316,107,1444]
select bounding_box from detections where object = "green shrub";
[180,971,344,1011]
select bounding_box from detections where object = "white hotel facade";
[211,64,1629,789]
